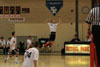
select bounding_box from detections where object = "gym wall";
[0,0,91,52]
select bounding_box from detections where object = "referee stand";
[90,34,98,67]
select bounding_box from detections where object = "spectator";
[71,34,80,42]
[0,37,6,54]
[85,36,91,42]
[19,41,25,54]
[27,36,33,49]
[6,37,11,54]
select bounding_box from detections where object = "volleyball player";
[43,16,62,47]
[4,32,19,64]
[22,42,40,67]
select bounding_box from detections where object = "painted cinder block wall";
[0,0,91,52]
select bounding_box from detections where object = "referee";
[85,1,100,66]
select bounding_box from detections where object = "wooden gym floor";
[0,55,90,67]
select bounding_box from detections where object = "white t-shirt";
[48,23,58,32]
[23,48,39,67]
[0,40,6,46]
[27,39,32,45]
[10,37,16,50]
[7,40,10,46]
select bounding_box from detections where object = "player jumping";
[43,16,62,47]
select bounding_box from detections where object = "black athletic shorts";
[11,49,18,55]
[49,32,56,41]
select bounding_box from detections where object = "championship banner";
[4,15,9,18]
[0,6,3,14]
[4,6,9,14]
[10,15,15,18]
[16,6,21,14]
[10,6,15,14]
[8,17,25,22]
[16,14,21,18]
[46,0,63,16]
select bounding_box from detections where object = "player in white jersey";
[0,37,6,54]
[43,16,62,47]
[4,32,19,64]
[22,42,40,67]
[27,36,33,49]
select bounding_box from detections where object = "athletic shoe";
[4,58,7,63]
[15,61,19,64]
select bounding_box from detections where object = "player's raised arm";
[45,18,51,23]
[58,16,62,24]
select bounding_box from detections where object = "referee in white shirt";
[44,17,62,47]
[85,1,100,66]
